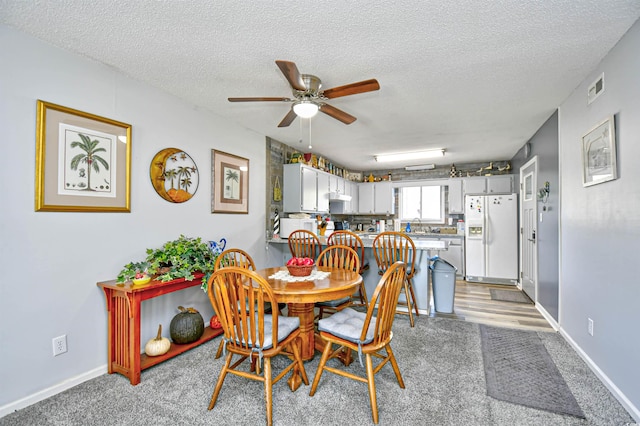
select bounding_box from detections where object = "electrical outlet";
[588,318,594,336]
[52,335,67,356]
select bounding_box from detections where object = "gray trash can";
[430,257,457,313]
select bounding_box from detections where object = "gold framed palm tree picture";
[35,100,131,212]
[211,150,249,214]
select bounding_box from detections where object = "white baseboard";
[536,303,559,331]
[559,328,640,423]
[0,365,108,419]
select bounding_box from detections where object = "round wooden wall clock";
[150,148,199,203]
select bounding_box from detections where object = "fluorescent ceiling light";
[405,164,435,171]
[375,149,444,163]
[293,101,319,118]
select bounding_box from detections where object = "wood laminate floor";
[428,280,555,332]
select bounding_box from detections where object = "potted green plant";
[117,261,151,284]
[116,235,218,289]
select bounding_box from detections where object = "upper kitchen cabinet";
[283,163,330,213]
[330,179,358,215]
[463,175,514,195]
[447,179,464,214]
[329,174,346,196]
[358,181,394,214]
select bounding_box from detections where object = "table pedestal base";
[287,302,316,361]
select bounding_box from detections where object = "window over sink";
[399,185,444,223]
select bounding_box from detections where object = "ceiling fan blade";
[322,79,380,99]
[275,60,306,91]
[277,109,298,127]
[319,103,357,125]
[228,97,290,102]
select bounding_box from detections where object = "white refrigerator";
[464,194,518,285]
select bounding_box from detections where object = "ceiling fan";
[228,60,380,127]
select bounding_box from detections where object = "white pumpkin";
[145,324,171,356]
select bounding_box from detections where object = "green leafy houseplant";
[116,261,151,284]
[117,235,218,288]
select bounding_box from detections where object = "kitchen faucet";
[412,218,422,233]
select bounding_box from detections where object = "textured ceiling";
[2,1,639,171]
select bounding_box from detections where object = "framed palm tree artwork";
[211,150,249,214]
[35,100,131,212]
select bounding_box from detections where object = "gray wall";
[512,112,560,321]
[0,25,268,412]
[558,20,640,417]
[1,18,640,420]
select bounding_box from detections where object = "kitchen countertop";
[269,235,449,250]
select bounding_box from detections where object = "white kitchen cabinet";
[463,177,487,194]
[447,179,464,214]
[463,175,514,195]
[358,181,394,214]
[487,175,514,194]
[283,163,330,213]
[436,237,464,278]
[329,175,359,214]
[347,181,359,213]
[329,175,346,195]
[317,172,330,213]
[358,183,375,213]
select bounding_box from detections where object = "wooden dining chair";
[287,229,322,260]
[314,245,361,320]
[214,248,256,271]
[327,230,369,308]
[213,248,256,359]
[372,231,419,327]
[206,267,309,426]
[309,261,407,424]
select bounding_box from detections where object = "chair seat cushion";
[261,314,300,349]
[316,296,351,307]
[379,263,415,275]
[232,314,299,350]
[318,308,376,344]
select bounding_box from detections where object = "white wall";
[0,25,268,412]
[559,20,640,419]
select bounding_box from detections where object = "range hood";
[329,192,352,202]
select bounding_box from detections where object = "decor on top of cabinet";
[290,152,302,163]
[170,306,205,344]
[476,162,493,176]
[150,148,199,203]
[145,324,171,356]
[212,150,249,214]
[497,162,511,173]
[35,100,132,212]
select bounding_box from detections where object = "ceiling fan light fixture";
[293,101,319,118]
[375,149,444,163]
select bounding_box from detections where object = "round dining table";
[253,266,362,361]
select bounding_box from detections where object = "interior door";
[520,157,538,300]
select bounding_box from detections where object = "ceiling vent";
[588,73,604,104]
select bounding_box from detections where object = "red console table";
[97,274,222,385]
